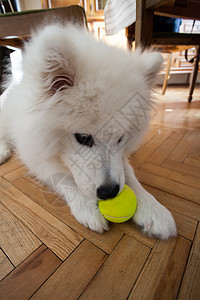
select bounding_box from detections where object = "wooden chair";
[41,0,105,40]
[41,0,84,8]
[127,0,200,102]
[0,5,87,94]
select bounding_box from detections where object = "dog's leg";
[0,110,12,164]
[29,160,109,233]
[124,159,177,239]
[66,185,109,233]
[0,141,11,164]
[53,175,109,233]
[56,175,108,233]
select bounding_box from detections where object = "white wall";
[157,73,200,86]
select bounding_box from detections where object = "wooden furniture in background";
[161,46,200,95]
[0,6,86,39]
[127,0,200,102]
[41,0,106,39]
[0,5,87,94]
[41,0,106,17]
[41,0,84,9]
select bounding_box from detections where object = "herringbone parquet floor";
[0,85,200,300]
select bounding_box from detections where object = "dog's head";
[24,24,162,199]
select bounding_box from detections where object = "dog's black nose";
[97,184,120,200]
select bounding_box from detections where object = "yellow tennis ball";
[99,185,137,223]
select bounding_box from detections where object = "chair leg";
[188,45,200,103]
[162,53,172,95]
[126,23,135,51]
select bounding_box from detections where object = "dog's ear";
[49,73,74,93]
[42,49,75,95]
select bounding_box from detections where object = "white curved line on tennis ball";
[103,213,134,220]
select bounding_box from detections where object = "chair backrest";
[0,5,87,38]
[0,0,17,13]
[41,0,84,9]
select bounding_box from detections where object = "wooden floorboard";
[79,235,150,300]
[162,159,200,178]
[0,202,41,267]
[144,184,200,221]
[31,240,107,300]
[0,245,62,300]
[178,223,200,300]
[0,85,200,299]
[0,249,14,281]
[128,237,191,300]
[0,178,83,260]
[135,169,200,204]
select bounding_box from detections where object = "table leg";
[135,0,154,48]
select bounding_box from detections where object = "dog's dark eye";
[75,133,94,148]
[117,135,124,144]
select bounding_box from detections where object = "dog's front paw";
[72,205,109,234]
[132,193,177,240]
[0,142,11,164]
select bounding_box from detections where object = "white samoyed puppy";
[0,23,177,239]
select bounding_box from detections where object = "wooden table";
[131,0,200,48]
[126,0,200,102]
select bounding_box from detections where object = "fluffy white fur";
[0,24,177,239]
